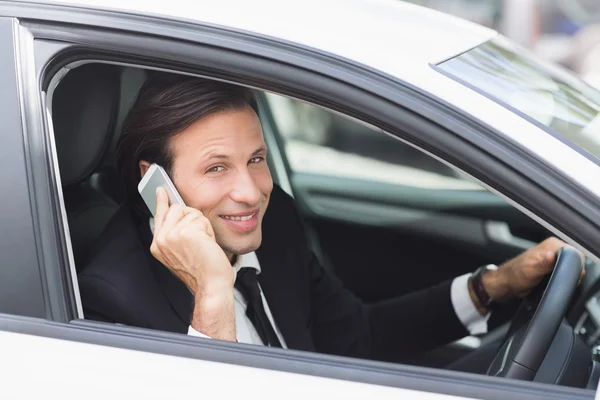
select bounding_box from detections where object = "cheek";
[255,166,273,196]
[175,175,227,215]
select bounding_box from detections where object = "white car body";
[1,0,599,398]
[1,330,468,399]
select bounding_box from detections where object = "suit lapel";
[256,246,315,352]
[138,219,194,326]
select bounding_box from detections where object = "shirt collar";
[149,218,260,280]
[232,252,261,279]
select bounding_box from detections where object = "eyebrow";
[252,145,268,155]
[204,146,268,162]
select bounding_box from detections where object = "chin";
[220,234,262,257]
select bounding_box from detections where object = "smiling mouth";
[220,212,257,221]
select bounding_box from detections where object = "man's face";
[155,106,272,259]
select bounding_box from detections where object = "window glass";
[264,94,482,190]
[438,39,600,161]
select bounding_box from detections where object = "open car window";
[264,94,482,190]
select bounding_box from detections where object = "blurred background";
[265,0,600,189]
[405,0,600,88]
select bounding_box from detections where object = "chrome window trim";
[43,101,83,318]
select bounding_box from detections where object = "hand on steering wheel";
[488,247,584,381]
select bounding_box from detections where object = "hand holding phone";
[138,164,236,341]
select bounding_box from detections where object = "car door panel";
[291,173,552,303]
[0,17,48,319]
[0,313,592,400]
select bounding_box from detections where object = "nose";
[230,167,261,206]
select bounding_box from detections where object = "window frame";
[4,3,599,399]
[0,16,48,320]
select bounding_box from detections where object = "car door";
[1,2,598,399]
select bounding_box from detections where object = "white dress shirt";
[150,218,490,345]
[188,252,288,347]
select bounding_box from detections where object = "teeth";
[222,213,255,221]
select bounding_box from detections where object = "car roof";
[21,0,496,79]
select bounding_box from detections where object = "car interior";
[49,62,600,389]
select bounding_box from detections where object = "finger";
[181,209,216,238]
[159,204,187,237]
[153,187,169,234]
[180,206,203,218]
[535,250,556,275]
[542,237,565,250]
[205,218,215,238]
[172,211,202,234]
[178,214,212,240]
[544,250,555,266]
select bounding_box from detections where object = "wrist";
[194,286,233,308]
[468,276,489,315]
[482,268,510,302]
[187,268,234,297]
[191,287,235,341]
[468,264,504,315]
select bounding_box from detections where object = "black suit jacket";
[78,185,469,362]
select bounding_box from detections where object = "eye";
[249,156,265,164]
[206,165,225,173]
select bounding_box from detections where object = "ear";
[139,160,152,178]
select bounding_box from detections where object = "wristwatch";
[470,264,498,311]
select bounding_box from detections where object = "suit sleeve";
[78,273,147,328]
[307,250,469,362]
[280,194,469,362]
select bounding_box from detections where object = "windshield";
[437,39,600,161]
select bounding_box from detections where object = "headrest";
[100,67,148,171]
[53,64,121,187]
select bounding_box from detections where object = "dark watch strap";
[470,264,497,311]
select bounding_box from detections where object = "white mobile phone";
[137,163,186,217]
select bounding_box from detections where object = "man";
[78,72,580,365]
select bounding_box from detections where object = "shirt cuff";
[451,273,490,335]
[187,326,212,339]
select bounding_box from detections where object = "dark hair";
[116,71,257,218]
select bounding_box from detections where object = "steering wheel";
[487,247,583,381]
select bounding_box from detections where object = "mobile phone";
[137,163,185,217]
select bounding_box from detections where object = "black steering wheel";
[488,247,584,381]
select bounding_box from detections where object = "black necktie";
[235,267,282,347]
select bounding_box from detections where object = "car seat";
[52,63,124,269]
